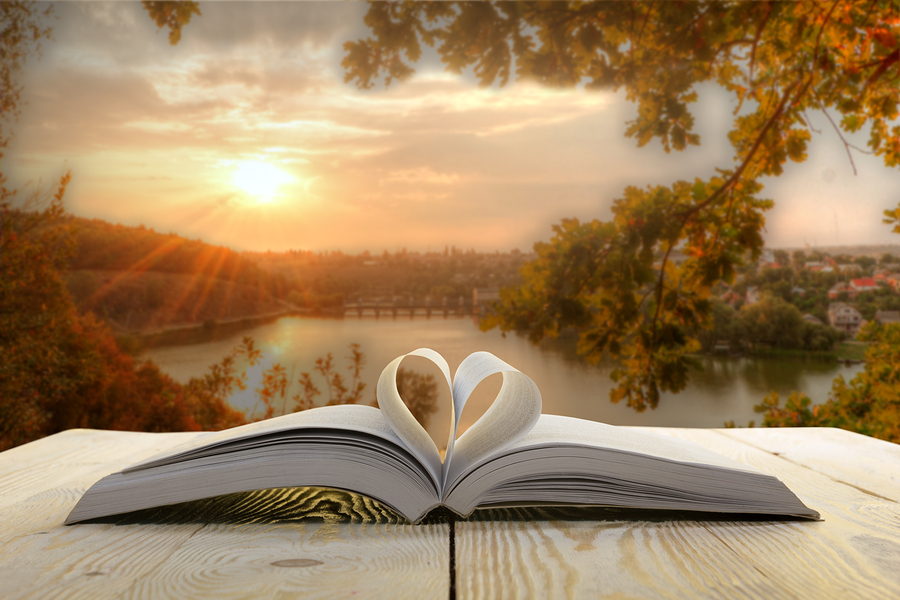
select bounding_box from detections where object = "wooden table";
[1,427,898,599]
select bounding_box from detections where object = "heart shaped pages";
[376,348,542,495]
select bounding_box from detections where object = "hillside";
[66,269,288,335]
[62,218,293,335]
[66,216,288,296]
[246,248,532,301]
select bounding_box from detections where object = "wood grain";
[456,428,900,600]
[720,426,900,502]
[124,519,447,600]
[0,431,448,600]
[3,427,899,600]
[0,429,201,511]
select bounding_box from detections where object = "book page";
[443,352,541,490]
[125,404,405,472]
[376,348,450,489]
[511,415,758,472]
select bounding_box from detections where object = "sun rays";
[231,160,295,204]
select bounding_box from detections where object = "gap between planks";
[714,428,898,503]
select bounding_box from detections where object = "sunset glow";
[232,161,294,204]
[4,2,898,252]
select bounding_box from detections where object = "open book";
[66,349,819,523]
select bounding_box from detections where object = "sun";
[232,160,294,203]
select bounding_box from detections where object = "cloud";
[179,1,369,50]
[6,2,898,254]
[381,167,461,186]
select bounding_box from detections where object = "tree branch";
[812,1,840,67]
[812,89,873,176]
[748,1,773,87]
[864,49,899,91]
[648,76,807,344]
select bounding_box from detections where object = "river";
[140,315,864,447]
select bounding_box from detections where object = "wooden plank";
[642,429,900,537]
[719,427,900,502]
[124,519,448,600]
[6,427,900,599]
[0,431,449,600]
[0,430,204,540]
[456,428,900,600]
[0,429,203,511]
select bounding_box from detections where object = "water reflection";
[141,315,863,444]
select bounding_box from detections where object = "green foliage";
[1,176,76,448]
[180,336,258,429]
[698,295,844,356]
[696,298,741,354]
[753,322,900,443]
[294,343,368,411]
[141,1,200,45]
[68,217,281,291]
[482,176,770,411]
[0,182,248,449]
[0,1,53,129]
[739,296,806,350]
[345,1,899,166]
[885,204,900,234]
[293,343,439,431]
[344,1,900,411]
[394,367,439,431]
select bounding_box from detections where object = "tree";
[854,255,877,270]
[0,1,238,450]
[1,1,53,135]
[0,177,76,448]
[294,343,440,431]
[739,295,805,350]
[695,298,742,354]
[752,322,900,443]
[393,366,439,431]
[141,1,201,46]
[1,2,71,448]
[341,1,899,410]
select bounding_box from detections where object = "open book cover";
[66,349,819,524]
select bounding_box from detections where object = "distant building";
[792,286,806,297]
[884,274,900,294]
[850,278,879,294]
[721,289,742,306]
[874,310,900,325]
[836,263,862,274]
[745,286,761,305]
[828,303,863,335]
[806,261,834,273]
[828,282,855,300]
[803,314,823,325]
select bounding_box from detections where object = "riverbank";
[116,309,327,353]
[713,343,867,365]
[834,341,869,362]
[138,315,867,430]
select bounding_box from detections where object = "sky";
[6,1,900,254]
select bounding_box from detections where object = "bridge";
[342,296,479,318]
